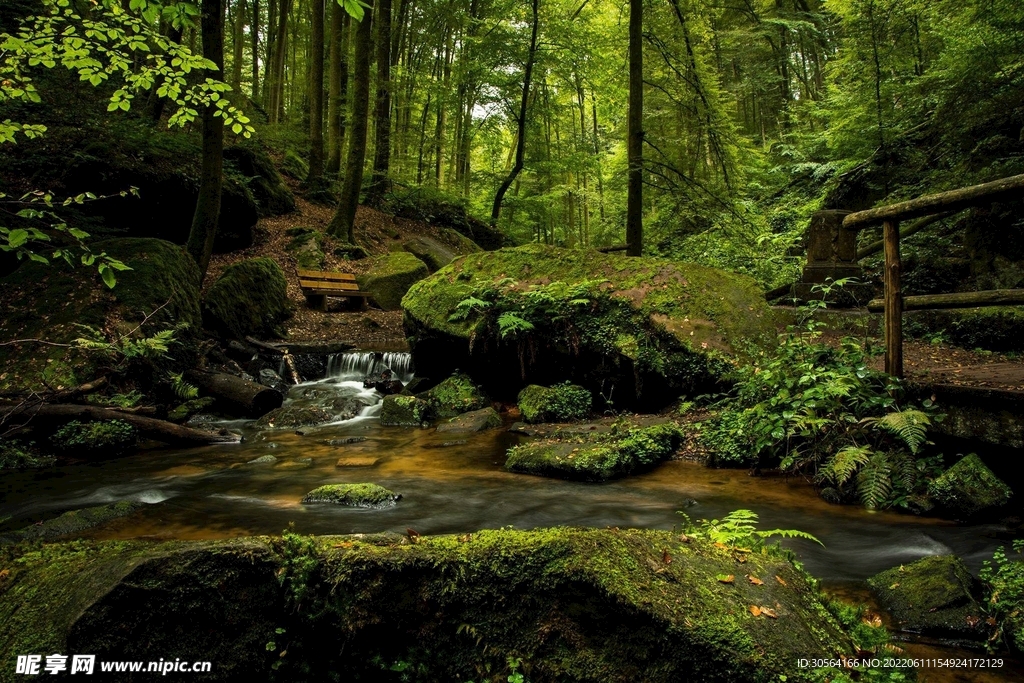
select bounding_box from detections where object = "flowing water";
[2,350,1022,680]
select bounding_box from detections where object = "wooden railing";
[842,173,1024,378]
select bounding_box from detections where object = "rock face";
[0,529,854,682]
[506,422,683,481]
[202,258,291,339]
[301,483,401,508]
[222,144,295,217]
[867,555,986,641]
[436,407,502,434]
[0,238,202,394]
[357,252,430,310]
[402,244,776,410]
[517,383,592,423]
[929,453,1012,517]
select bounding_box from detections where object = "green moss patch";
[357,252,429,311]
[51,419,137,457]
[380,395,432,426]
[506,421,684,481]
[518,382,592,423]
[301,483,401,508]
[202,257,291,339]
[422,372,489,419]
[253,405,333,430]
[1,501,144,544]
[284,227,326,270]
[929,453,1012,517]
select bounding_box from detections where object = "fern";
[865,409,930,454]
[857,451,892,509]
[496,312,535,338]
[169,372,199,400]
[449,296,491,322]
[681,509,822,547]
[821,445,871,487]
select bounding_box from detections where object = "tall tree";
[625,0,643,256]
[366,0,393,204]
[327,0,374,243]
[490,0,539,226]
[231,0,245,91]
[186,0,226,279]
[305,0,326,184]
[250,0,259,100]
[326,4,350,175]
[268,0,289,122]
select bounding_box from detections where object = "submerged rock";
[402,244,776,410]
[357,252,429,310]
[327,437,368,446]
[254,405,333,430]
[301,483,401,508]
[380,395,431,427]
[506,422,684,482]
[517,383,592,423]
[928,453,1012,517]
[1,501,143,543]
[436,407,502,434]
[867,555,986,641]
[335,456,381,468]
[0,528,855,682]
[203,258,291,340]
[247,454,278,465]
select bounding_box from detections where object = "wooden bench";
[297,269,370,311]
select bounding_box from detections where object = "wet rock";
[327,437,368,446]
[517,383,592,423]
[421,372,489,419]
[277,458,313,469]
[363,367,404,395]
[356,252,429,310]
[929,453,1012,518]
[401,376,441,395]
[322,396,371,421]
[167,397,217,423]
[335,456,381,468]
[301,483,401,508]
[247,454,278,465]
[202,258,291,340]
[380,395,432,427]
[258,369,288,394]
[867,555,986,641]
[436,407,502,434]
[253,406,333,430]
[1,501,144,543]
[506,422,684,482]
[424,440,468,449]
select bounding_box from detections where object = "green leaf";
[99,263,117,288]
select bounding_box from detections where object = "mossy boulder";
[867,555,986,640]
[301,483,401,508]
[202,258,291,339]
[402,244,776,410]
[166,397,217,423]
[281,149,310,180]
[0,501,143,544]
[422,372,489,419]
[379,395,431,426]
[223,144,295,216]
[929,453,1012,517]
[0,238,201,394]
[357,252,429,310]
[285,227,326,270]
[333,242,370,260]
[253,405,333,430]
[0,529,854,682]
[506,422,684,481]
[402,234,478,272]
[436,407,502,433]
[518,382,592,423]
[51,419,137,457]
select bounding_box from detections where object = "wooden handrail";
[843,174,1024,230]
[867,289,1024,312]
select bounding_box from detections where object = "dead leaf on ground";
[662,550,672,564]
[761,607,778,619]
[749,605,762,617]
[775,575,787,586]
[747,575,764,585]
[717,574,735,584]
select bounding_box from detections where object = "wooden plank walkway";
[297,269,370,311]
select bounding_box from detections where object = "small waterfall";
[327,351,414,383]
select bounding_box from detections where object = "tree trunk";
[231,0,245,91]
[326,6,350,175]
[366,0,392,204]
[269,0,290,122]
[250,0,259,99]
[490,0,539,226]
[186,0,226,280]
[625,0,643,256]
[187,370,284,417]
[305,0,326,183]
[327,1,374,243]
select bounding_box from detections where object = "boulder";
[517,383,592,423]
[333,243,370,260]
[247,454,278,465]
[506,422,683,482]
[379,395,431,427]
[402,244,776,410]
[0,501,143,543]
[335,456,380,467]
[253,405,333,430]
[281,149,310,180]
[421,372,489,419]
[436,407,502,434]
[202,258,291,339]
[402,235,461,272]
[257,368,288,394]
[867,555,986,640]
[929,453,1012,517]
[167,397,216,423]
[0,529,855,682]
[0,238,202,394]
[223,144,296,216]
[357,252,429,310]
[301,483,401,508]
[284,227,325,270]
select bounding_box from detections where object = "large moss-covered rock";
[357,252,429,310]
[402,233,480,272]
[518,382,592,423]
[506,422,684,481]
[867,555,985,640]
[379,395,431,426]
[0,529,854,682]
[402,244,776,410]
[0,238,201,394]
[0,501,143,543]
[253,405,332,430]
[284,227,325,270]
[435,407,501,433]
[301,483,401,507]
[422,372,489,419]
[223,144,295,216]
[202,258,291,339]
[929,453,1012,517]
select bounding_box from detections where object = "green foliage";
[517,382,592,423]
[51,419,137,455]
[981,539,1024,652]
[678,509,822,549]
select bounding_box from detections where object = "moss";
[50,419,137,456]
[166,397,216,423]
[867,555,985,639]
[422,372,489,419]
[379,395,431,426]
[202,257,291,339]
[0,441,55,470]
[253,405,333,430]
[0,238,201,394]
[506,422,684,481]
[301,483,402,508]
[517,382,592,423]
[357,252,430,310]
[223,143,295,216]
[435,406,502,433]
[2,501,144,543]
[284,227,326,270]
[281,148,310,180]
[929,453,1012,517]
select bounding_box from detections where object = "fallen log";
[866,289,1024,312]
[0,403,241,446]
[187,370,283,418]
[596,244,631,253]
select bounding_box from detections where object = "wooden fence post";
[883,219,903,377]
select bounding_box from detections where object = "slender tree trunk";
[231,0,245,91]
[305,0,325,183]
[326,7,350,175]
[250,0,259,100]
[625,0,643,256]
[433,28,453,187]
[490,0,539,226]
[366,0,392,204]
[264,0,276,104]
[591,90,605,220]
[147,22,183,123]
[327,0,374,243]
[269,0,289,122]
[186,0,226,280]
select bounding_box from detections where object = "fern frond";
[865,409,930,454]
[757,528,824,546]
[821,445,871,487]
[857,451,892,509]
[888,450,917,494]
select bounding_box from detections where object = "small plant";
[678,509,822,549]
[980,539,1024,651]
[51,419,137,455]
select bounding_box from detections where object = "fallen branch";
[187,370,283,418]
[596,244,632,253]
